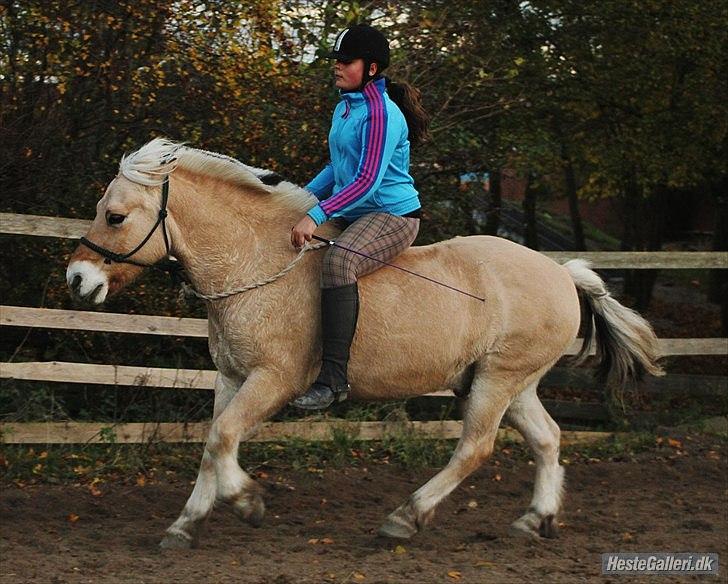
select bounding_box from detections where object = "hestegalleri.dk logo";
[602,553,719,575]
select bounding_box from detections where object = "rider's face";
[333,59,377,91]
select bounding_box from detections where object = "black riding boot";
[292,283,359,410]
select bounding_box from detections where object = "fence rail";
[0,420,612,445]
[1,213,726,445]
[2,212,727,268]
[1,305,208,338]
[2,306,726,356]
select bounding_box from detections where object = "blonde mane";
[118,138,317,212]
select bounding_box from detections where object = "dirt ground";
[1,435,725,584]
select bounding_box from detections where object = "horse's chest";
[207,316,256,380]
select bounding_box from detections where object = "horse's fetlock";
[231,489,266,527]
[415,506,436,530]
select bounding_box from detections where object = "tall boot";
[292,282,359,410]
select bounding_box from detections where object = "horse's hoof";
[378,507,418,540]
[378,521,416,540]
[508,516,541,541]
[539,515,559,539]
[159,530,193,550]
[232,493,265,528]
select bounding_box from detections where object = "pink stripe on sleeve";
[320,83,387,215]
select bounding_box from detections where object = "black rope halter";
[78,177,185,282]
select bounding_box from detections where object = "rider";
[290,23,430,410]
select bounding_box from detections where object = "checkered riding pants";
[321,213,420,288]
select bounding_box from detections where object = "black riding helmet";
[327,24,390,89]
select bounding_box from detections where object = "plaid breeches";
[321,213,420,288]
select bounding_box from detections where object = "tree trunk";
[484,170,501,236]
[622,188,666,310]
[523,173,539,249]
[563,155,586,250]
[708,177,728,335]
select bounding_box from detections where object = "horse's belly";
[348,308,487,400]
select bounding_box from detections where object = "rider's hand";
[291,215,317,248]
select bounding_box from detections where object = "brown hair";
[383,76,430,147]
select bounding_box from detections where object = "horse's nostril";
[71,274,82,291]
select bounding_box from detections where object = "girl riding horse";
[290,24,429,410]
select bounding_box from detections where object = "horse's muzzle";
[66,260,110,304]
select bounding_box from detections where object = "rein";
[311,235,486,302]
[78,176,184,280]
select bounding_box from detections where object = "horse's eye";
[107,213,126,225]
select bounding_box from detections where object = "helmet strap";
[359,59,378,91]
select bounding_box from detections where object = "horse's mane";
[119,138,316,212]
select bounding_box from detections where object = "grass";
[0,432,458,486]
[5,424,725,487]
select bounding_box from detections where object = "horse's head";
[67,140,180,304]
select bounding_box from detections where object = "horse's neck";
[166,172,304,296]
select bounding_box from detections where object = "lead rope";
[179,241,329,302]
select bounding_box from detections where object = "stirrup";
[292,382,350,411]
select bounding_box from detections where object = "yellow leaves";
[667,438,682,449]
[67,513,80,523]
[88,477,103,497]
[307,537,334,545]
[352,573,365,581]
[135,474,146,487]
[474,560,495,568]
[393,545,407,555]
[447,570,462,580]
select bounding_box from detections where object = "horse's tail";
[564,259,664,385]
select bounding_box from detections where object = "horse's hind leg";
[160,372,240,549]
[378,372,520,540]
[506,381,564,539]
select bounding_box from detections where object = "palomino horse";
[67,139,663,548]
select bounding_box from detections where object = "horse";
[66,138,664,549]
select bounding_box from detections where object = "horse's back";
[387,235,575,306]
[351,235,580,397]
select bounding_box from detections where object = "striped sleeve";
[307,83,393,226]
[306,162,335,200]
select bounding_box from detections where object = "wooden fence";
[1,213,726,445]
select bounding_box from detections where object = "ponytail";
[383,76,430,147]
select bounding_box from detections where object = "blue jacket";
[306,77,421,226]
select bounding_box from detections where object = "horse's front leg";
[160,372,241,549]
[204,367,296,525]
